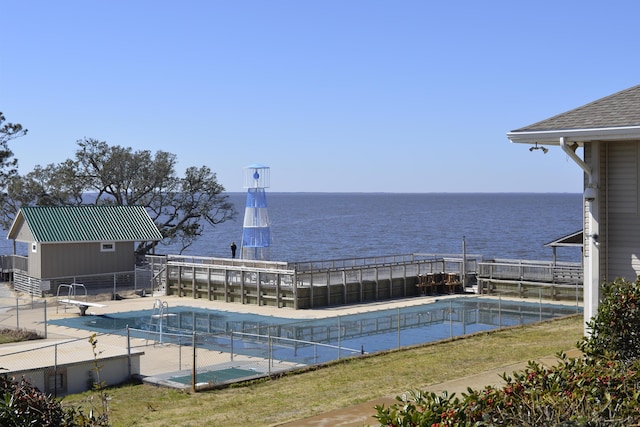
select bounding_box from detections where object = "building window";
[101,242,116,252]
[45,367,67,395]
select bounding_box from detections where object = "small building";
[544,230,583,266]
[6,205,163,295]
[508,84,640,333]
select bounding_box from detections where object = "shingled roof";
[513,85,640,132]
[7,205,163,243]
[507,84,640,145]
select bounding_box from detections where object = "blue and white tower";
[241,164,271,260]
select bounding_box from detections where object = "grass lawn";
[63,314,583,427]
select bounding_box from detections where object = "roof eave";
[507,125,640,145]
[6,211,25,240]
[10,238,162,244]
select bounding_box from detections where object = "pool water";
[49,297,580,365]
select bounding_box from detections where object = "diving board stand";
[56,283,107,316]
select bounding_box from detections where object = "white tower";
[241,164,271,260]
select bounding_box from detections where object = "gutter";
[507,125,640,145]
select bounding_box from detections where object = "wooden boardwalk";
[143,254,583,309]
[146,254,479,309]
[476,259,582,301]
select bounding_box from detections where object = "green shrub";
[0,374,67,426]
[579,276,640,362]
[0,334,110,426]
[0,374,108,426]
[373,278,640,426]
[374,353,640,426]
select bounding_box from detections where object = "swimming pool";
[49,297,580,366]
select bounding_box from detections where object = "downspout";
[560,136,599,336]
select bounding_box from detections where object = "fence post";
[44,300,47,339]
[539,289,543,321]
[127,326,131,378]
[54,343,58,398]
[179,334,182,371]
[449,300,453,338]
[191,331,196,393]
[230,331,234,362]
[462,302,466,335]
[498,295,502,329]
[337,316,341,360]
[397,307,401,349]
[268,329,272,376]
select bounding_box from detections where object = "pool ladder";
[147,299,170,345]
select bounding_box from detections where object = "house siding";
[28,243,42,278]
[599,141,640,282]
[40,242,135,279]
[13,219,34,243]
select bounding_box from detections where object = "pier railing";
[2,253,583,305]
[290,253,482,273]
[476,259,582,301]
[142,253,483,309]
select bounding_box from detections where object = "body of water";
[167,192,583,263]
[3,193,583,263]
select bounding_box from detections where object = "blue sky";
[2,1,638,193]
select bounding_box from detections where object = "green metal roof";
[11,205,163,243]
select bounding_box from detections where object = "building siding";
[13,219,34,243]
[40,242,135,278]
[602,141,640,282]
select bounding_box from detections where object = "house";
[507,84,640,333]
[6,205,163,295]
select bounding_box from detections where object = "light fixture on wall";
[529,143,549,154]
[584,186,597,202]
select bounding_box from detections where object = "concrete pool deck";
[1,289,480,381]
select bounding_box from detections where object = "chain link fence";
[0,296,582,395]
[125,296,581,392]
[0,297,48,338]
[0,332,137,397]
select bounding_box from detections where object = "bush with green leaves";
[373,278,640,426]
[0,334,111,426]
[374,353,640,426]
[0,374,108,426]
[579,276,640,362]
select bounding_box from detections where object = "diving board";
[56,283,107,316]
[58,298,107,316]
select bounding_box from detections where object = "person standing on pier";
[230,241,237,258]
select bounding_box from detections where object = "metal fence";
[0,296,582,395]
[0,332,136,397]
[0,298,48,338]
[125,296,581,392]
